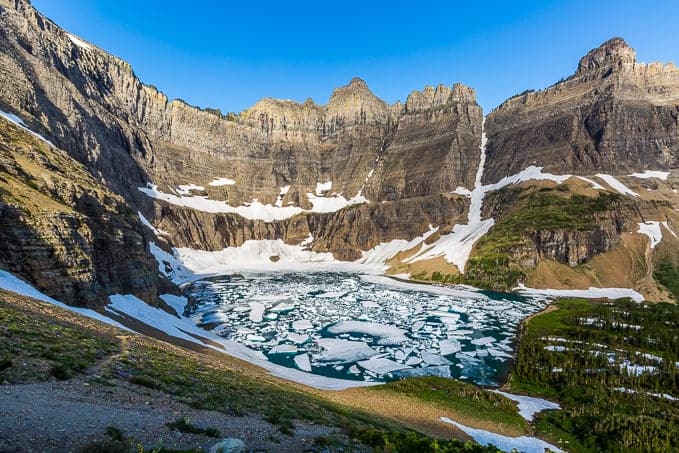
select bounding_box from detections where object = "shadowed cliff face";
[0,118,163,308]
[484,37,679,184]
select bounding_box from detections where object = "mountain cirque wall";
[0,0,482,257]
[484,37,679,184]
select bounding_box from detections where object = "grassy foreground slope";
[0,290,515,452]
[507,298,679,452]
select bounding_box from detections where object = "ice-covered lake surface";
[184,272,549,386]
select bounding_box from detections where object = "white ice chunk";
[248,302,266,322]
[439,339,462,356]
[286,332,309,344]
[294,353,312,372]
[269,344,298,354]
[393,366,452,379]
[471,336,495,346]
[292,319,314,331]
[421,351,453,366]
[314,338,378,364]
[326,320,408,345]
[357,357,410,375]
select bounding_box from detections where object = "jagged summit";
[577,37,636,74]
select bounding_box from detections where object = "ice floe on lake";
[185,272,548,385]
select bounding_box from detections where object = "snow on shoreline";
[440,417,563,453]
[515,284,644,303]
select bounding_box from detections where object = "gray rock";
[209,438,246,453]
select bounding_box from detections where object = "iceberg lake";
[184,272,549,386]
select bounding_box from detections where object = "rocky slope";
[0,0,678,302]
[0,115,165,307]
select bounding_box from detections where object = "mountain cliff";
[0,0,678,302]
[484,37,679,183]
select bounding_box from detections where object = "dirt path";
[0,373,350,453]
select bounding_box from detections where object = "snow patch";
[315,181,332,195]
[637,221,663,248]
[208,178,236,187]
[176,184,205,195]
[629,170,670,181]
[595,174,639,197]
[160,294,188,317]
[440,417,563,453]
[140,183,368,221]
[492,390,561,421]
[66,33,93,50]
[138,212,168,237]
[0,110,54,146]
[515,284,644,303]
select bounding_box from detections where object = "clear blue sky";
[33,0,679,114]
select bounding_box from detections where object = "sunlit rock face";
[484,37,679,184]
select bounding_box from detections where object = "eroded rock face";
[0,119,161,308]
[484,37,679,184]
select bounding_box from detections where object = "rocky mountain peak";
[405,83,477,113]
[577,37,636,74]
[326,77,388,123]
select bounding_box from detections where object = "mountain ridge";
[1,0,678,304]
